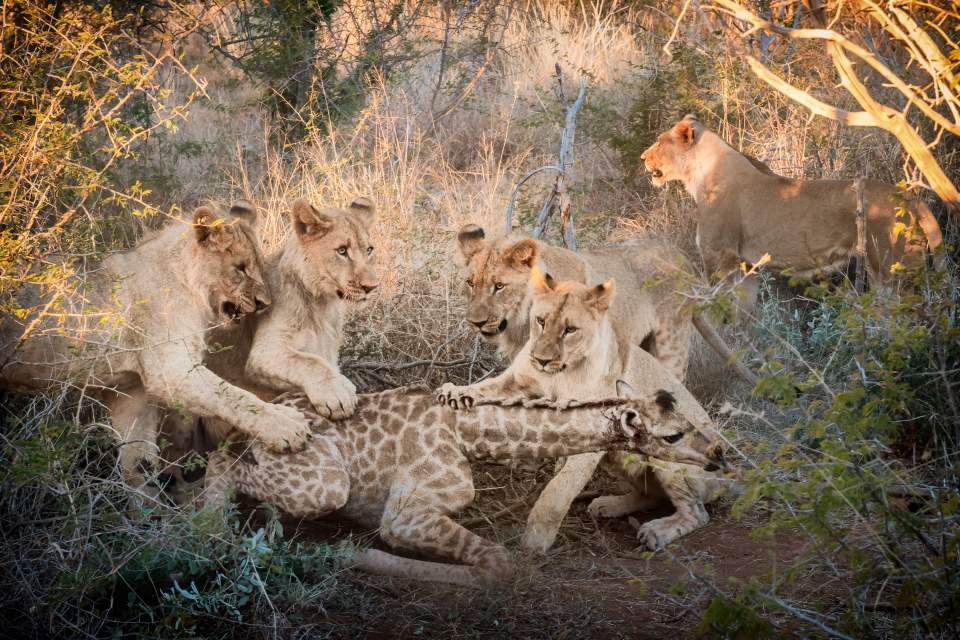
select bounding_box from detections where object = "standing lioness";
[456,226,756,384]
[0,204,311,489]
[641,115,944,308]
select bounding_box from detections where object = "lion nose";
[469,319,487,329]
[535,357,553,368]
[361,282,378,294]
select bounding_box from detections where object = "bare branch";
[743,57,877,126]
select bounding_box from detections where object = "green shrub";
[703,255,960,638]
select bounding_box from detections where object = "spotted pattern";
[202,388,707,585]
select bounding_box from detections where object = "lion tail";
[692,314,758,387]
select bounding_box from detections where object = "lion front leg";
[141,348,311,454]
[106,388,160,482]
[522,451,605,553]
[105,388,175,512]
[436,370,530,410]
[303,372,357,421]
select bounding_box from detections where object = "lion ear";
[192,206,230,248]
[530,264,555,294]
[349,196,376,227]
[229,200,258,227]
[584,279,615,312]
[290,198,334,240]
[502,239,539,271]
[457,224,486,260]
[676,116,698,147]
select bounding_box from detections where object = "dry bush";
[3,0,959,637]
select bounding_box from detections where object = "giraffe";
[202,385,728,587]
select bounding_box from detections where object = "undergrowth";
[2,0,959,637]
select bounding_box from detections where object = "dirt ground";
[253,462,821,639]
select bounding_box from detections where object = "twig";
[532,68,587,250]
[503,165,563,234]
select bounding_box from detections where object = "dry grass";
[3,0,958,636]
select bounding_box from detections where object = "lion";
[0,202,312,491]
[242,196,379,420]
[455,225,756,385]
[641,114,945,310]
[437,269,733,552]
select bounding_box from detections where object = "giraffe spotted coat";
[203,386,726,587]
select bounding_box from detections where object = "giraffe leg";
[522,451,605,553]
[379,506,512,586]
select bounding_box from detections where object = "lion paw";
[588,492,660,519]
[308,375,357,421]
[636,514,700,551]
[435,382,477,410]
[260,403,312,453]
[589,494,634,519]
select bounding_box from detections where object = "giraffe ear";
[615,380,636,399]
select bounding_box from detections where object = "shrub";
[700,254,960,638]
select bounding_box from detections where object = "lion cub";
[243,197,378,420]
[437,268,730,552]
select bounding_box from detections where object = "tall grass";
[2,1,957,637]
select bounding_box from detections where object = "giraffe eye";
[662,432,684,444]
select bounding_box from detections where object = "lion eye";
[465,280,474,288]
[536,317,545,327]
[662,432,684,444]
[494,282,505,292]
[367,246,374,256]
[564,326,578,335]
[337,246,348,256]
[236,263,247,274]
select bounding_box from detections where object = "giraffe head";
[612,381,730,472]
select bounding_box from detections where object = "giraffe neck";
[451,402,627,462]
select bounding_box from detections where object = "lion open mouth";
[220,301,244,323]
[480,318,508,336]
[337,287,368,302]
